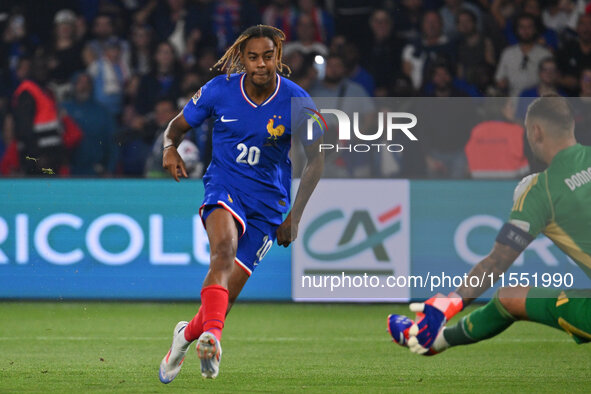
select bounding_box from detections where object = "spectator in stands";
[439,0,482,40]
[0,112,17,176]
[394,0,424,44]
[523,0,560,48]
[418,63,477,178]
[296,0,335,45]
[262,0,297,41]
[465,96,530,178]
[177,71,212,167]
[10,55,31,93]
[121,98,179,176]
[134,41,182,116]
[87,36,131,117]
[146,133,202,178]
[134,0,205,62]
[340,40,374,96]
[194,46,218,77]
[402,10,456,91]
[46,9,85,101]
[524,57,564,98]
[571,67,591,146]
[177,71,203,108]
[516,57,566,119]
[207,0,260,54]
[492,0,559,49]
[117,105,143,176]
[144,96,202,178]
[12,56,64,175]
[504,0,560,50]
[0,105,7,154]
[0,10,38,92]
[362,9,402,96]
[283,13,328,57]
[62,72,118,176]
[309,53,374,115]
[557,14,591,95]
[5,0,591,180]
[331,0,373,51]
[87,13,131,68]
[475,0,507,57]
[129,24,155,76]
[495,13,552,96]
[541,0,582,35]
[455,9,496,92]
[145,120,203,179]
[309,53,374,177]
[284,49,317,92]
[423,60,470,97]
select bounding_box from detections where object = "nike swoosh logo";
[221,115,238,122]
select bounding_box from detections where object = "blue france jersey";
[183,73,315,214]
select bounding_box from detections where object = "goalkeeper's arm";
[399,223,531,353]
[454,241,521,307]
[455,219,534,307]
[414,222,530,323]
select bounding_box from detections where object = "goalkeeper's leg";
[432,287,525,352]
[524,288,591,344]
[434,287,591,352]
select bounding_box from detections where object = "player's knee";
[497,286,529,320]
[209,235,237,268]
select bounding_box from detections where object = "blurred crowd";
[0,0,590,179]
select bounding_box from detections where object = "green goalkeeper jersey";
[509,143,591,278]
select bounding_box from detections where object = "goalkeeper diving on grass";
[388,95,591,354]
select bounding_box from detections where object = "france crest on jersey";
[182,73,319,216]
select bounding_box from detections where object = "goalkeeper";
[388,95,591,354]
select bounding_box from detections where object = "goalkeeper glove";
[407,292,463,355]
[387,314,414,346]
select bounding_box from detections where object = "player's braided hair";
[212,25,291,78]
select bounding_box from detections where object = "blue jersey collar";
[240,73,281,108]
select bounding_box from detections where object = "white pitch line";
[0,336,163,341]
[0,336,346,342]
[490,338,571,343]
[0,336,571,344]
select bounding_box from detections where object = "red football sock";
[200,284,229,341]
[184,306,204,342]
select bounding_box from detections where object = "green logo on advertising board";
[303,206,402,262]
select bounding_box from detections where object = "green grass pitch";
[0,302,589,393]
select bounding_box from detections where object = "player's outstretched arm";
[389,239,522,351]
[413,239,523,323]
[162,111,192,182]
[455,241,521,306]
[276,138,324,247]
[400,241,522,354]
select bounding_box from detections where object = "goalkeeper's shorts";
[525,287,591,344]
